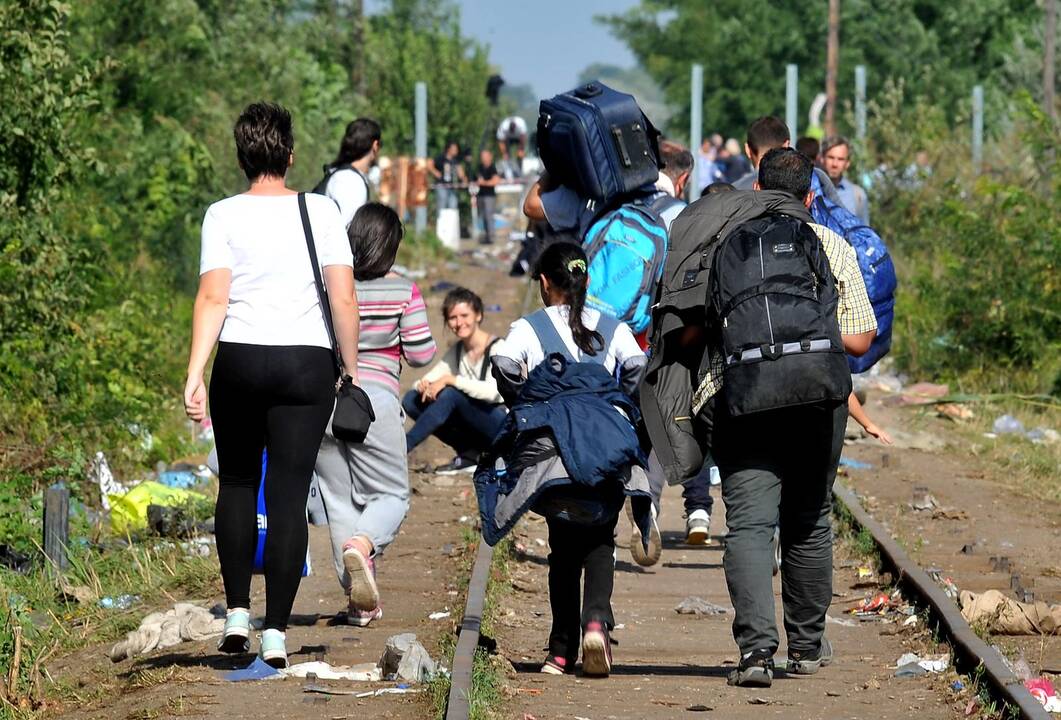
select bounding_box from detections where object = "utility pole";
[825,0,840,136]
[855,65,867,141]
[1046,0,1057,123]
[415,82,428,234]
[786,64,799,143]
[689,64,704,202]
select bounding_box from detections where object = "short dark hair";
[659,140,693,183]
[795,136,820,162]
[234,102,294,181]
[348,203,403,281]
[820,135,851,157]
[332,118,381,168]
[745,116,790,156]
[704,181,735,194]
[441,287,484,320]
[758,147,813,199]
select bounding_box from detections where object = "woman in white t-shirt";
[183,102,360,669]
[322,117,380,228]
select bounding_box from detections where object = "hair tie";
[566,259,587,274]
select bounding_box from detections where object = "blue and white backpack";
[582,193,681,335]
[809,173,897,373]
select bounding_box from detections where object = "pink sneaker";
[342,544,380,611]
[581,621,612,677]
[540,654,575,675]
[346,605,383,627]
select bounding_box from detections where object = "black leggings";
[210,342,335,631]
[546,513,619,660]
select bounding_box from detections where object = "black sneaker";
[788,637,833,675]
[435,455,477,475]
[727,648,775,687]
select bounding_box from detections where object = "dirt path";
[842,395,1061,676]
[495,487,958,719]
[49,242,527,720]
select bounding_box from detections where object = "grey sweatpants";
[714,401,847,657]
[477,194,496,243]
[314,386,410,592]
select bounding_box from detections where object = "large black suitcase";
[537,81,661,204]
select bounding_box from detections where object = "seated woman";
[402,287,506,474]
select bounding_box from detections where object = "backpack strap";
[524,310,575,362]
[479,338,500,381]
[586,313,620,366]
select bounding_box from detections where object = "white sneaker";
[685,509,711,545]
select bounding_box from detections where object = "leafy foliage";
[601,0,1047,139]
[0,0,494,536]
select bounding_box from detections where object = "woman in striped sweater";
[314,203,437,627]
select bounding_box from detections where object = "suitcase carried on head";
[537,81,662,205]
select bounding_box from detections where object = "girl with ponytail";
[483,241,648,679]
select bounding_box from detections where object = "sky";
[367,0,640,98]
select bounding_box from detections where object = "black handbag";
[298,193,375,443]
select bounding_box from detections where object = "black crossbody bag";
[298,192,375,443]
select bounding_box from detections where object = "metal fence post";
[689,64,704,202]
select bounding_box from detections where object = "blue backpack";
[583,193,679,335]
[809,174,897,373]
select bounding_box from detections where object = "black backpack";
[708,213,852,416]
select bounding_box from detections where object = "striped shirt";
[355,276,437,397]
[692,222,877,411]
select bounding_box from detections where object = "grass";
[426,533,513,720]
[0,538,219,719]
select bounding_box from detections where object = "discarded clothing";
[674,596,731,615]
[109,603,224,662]
[960,589,1061,635]
[281,661,380,681]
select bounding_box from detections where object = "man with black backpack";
[702,148,876,688]
[315,118,380,229]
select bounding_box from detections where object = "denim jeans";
[401,387,506,458]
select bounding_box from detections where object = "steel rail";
[833,481,1049,720]
[445,538,494,720]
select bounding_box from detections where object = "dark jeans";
[646,451,714,516]
[210,342,335,630]
[546,513,619,660]
[401,387,506,458]
[715,401,847,657]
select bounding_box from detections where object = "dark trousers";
[402,387,506,458]
[546,514,619,660]
[209,342,335,630]
[715,401,847,657]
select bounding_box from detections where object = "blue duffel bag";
[537,81,662,205]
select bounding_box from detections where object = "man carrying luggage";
[704,148,876,688]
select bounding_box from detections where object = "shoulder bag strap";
[298,192,343,373]
[479,338,500,381]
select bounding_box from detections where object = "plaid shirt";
[692,222,877,412]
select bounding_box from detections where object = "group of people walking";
[184,99,892,690]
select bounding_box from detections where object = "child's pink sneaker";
[581,621,612,677]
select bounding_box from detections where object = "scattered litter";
[937,403,975,421]
[903,615,920,627]
[993,414,1025,435]
[379,633,436,683]
[354,687,421,698]
[390,264,426,280]
[110,603,224,662]
[281,661,380,681]
[109,481,207,534]
[849,591,901,616]
[126,423,154,452]
[749,697,775,705]
[960,590,1061,636]
[854,566,876,585]
[1027,427,1060,445]
[964,698,982,716]
[910,487,939,511]
[224,656,281,681]
[932,508,969,521]
[895,652,949,676]
[99,594,140,611]
[674,596,731,616]
[157,470,201,489]
[514,688,544,696]
[430,281,457,293]
[303,684,360,696]
[197,417,214,443]
[1025,677,1061,712]
[951,680,965,692]
[91,452,126,511]
[826,614,857,628]
[890,382,949,406]
[686,704,713,712]
[428,611,451,621]
[534,538,546,547]
[485,304,502,312]
[839,457,874,470]
[926,568,960,599]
